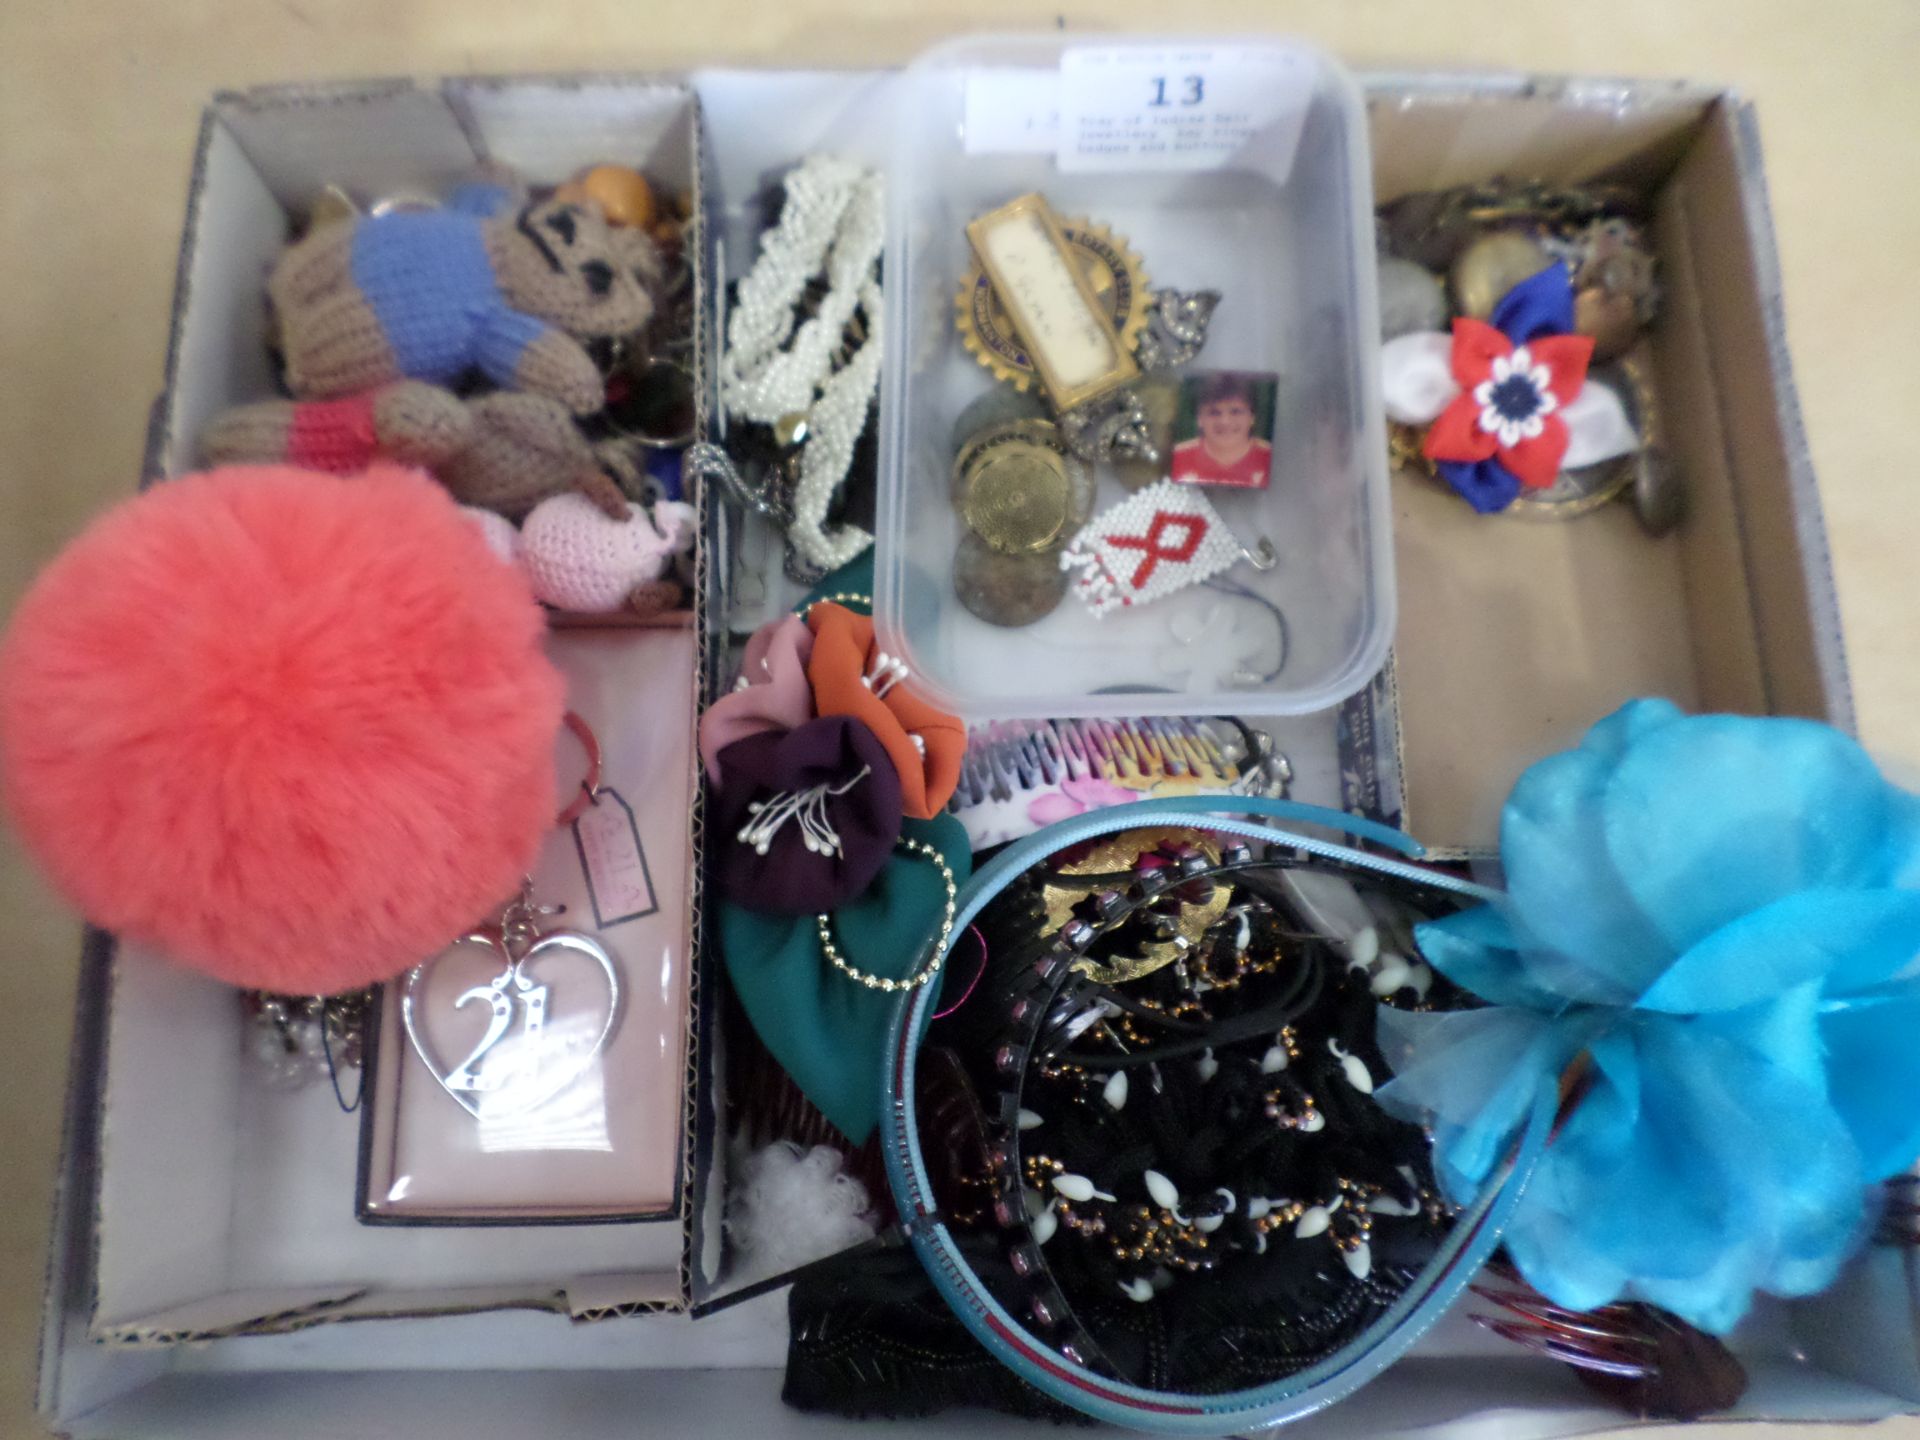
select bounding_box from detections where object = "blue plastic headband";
[878,795,1551,1434]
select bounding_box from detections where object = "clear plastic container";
[877,34,1393,720]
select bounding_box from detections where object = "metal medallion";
[1504,458,1635,520]
[948,386,1048,456]
[953,420,1092,555]
[956,218,1152,391]
[965,448,1072,552]
[1574,284,1641,365]
[1631,447,1685,536]
[1450,231,1553,320]
[1615,348,1684,536]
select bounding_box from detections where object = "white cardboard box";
[38,58,1920,1439]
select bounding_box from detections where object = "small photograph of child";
[1168,370,1279,490]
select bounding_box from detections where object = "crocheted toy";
[462,506,522,568]
[443,392,629,520]
[513,493,697,614]
[269,184,656,415]
[200,385,629,521]
[200,380,472,474]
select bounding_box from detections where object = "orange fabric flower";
[805,603,964,820]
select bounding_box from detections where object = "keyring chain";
[818,837,957,992]
[554,710,604,828]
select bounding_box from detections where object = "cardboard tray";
[37,58,1918,1440]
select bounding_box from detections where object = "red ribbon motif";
[1105,511,1207,590]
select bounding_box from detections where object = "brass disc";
[953,420,1093,555]
[963,446,1071,553]
[952,532,1068,628]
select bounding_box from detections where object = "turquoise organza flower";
[1375,699,1920,1334]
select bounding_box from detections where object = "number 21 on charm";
[444,968,549,1094]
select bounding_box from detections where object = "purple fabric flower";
[712,715,903,915]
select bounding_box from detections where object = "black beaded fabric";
[782,834,1469,1420]
[784,1239,1093,1425]
[941,840,1460,1397]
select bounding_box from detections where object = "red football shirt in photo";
[1169,438,1273,489]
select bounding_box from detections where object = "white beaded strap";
[717,155,884,577]
[787,276,882,574]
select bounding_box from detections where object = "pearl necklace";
[718,155,884,578]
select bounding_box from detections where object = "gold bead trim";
[818,836,957,992]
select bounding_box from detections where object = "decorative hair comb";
[948,716,1292,850]
[1469,1263,1746,1420]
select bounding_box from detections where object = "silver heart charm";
[402,928,622,1121]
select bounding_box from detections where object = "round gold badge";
[953,421,1093,555]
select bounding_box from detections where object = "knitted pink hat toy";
[0,464,565,994]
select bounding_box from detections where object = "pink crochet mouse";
[483,495,697,615]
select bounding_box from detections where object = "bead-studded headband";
[878,795,1558,1434]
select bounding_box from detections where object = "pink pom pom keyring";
[0,463,568,995]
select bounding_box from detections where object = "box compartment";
[82,75,712,1344]
[1374,78,1850,853]
[876,36,1396,721]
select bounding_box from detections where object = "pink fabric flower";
[699,616,815,783]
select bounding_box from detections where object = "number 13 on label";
[1148,75,1205,107]
[1058,44,1316,175]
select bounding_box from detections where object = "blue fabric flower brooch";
[1376,698,1920,1333]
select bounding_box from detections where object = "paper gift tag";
[573,786,659,928]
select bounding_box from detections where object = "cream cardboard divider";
[38,63,1920,1440]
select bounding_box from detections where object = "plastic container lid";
[877,34,1393,720]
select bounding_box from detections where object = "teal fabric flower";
[720,813,972,1144]
[1375,699,1920,1334]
